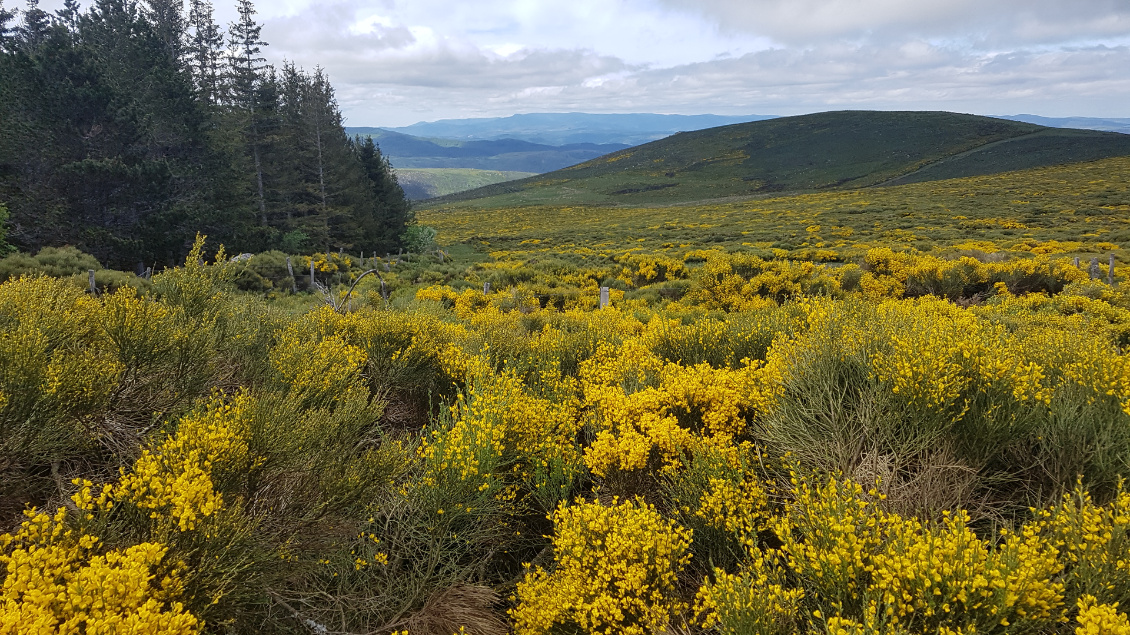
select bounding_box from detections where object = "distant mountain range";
[376,112,778,146]
[997,115,1130,135]
[344,128,630,173]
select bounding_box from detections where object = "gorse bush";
[7,231,1130,633]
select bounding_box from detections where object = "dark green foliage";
[0,0,411,267]
[16,0,49,51]
[0,2,16,48]
[0,203,12,254]
[355,134,413,253]
[185,0,223,104]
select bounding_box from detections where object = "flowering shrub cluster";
[6,227,1130,634]
[511,498,692,635]
[0,508,198,634]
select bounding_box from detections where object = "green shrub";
[0,245,101,281]
[231,250,297,293]
[402,225,438,253]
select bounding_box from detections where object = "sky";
[33,0,1130,127]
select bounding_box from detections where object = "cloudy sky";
[37,0,1130,126]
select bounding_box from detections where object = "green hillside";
[393,168,537,200]
[423,111,1130,209]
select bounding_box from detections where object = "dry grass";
[405,585,508,635]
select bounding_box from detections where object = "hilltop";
[422,111,1130,208]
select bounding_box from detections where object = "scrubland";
[4,157,1130,634]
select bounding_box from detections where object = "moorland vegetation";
[3,144,1130,633]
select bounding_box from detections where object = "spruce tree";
[142,0,186,65]
[276,62,315,228]
[186,0,223,104]
[16,0,49,51]
[354,135,412,253]
[226,0,269,225]
[0,1,15,51]
[54,0,80,32]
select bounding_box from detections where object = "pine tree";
[276,61,315,227]
[0,1,16,51]
[142,0,185,65]
[226,0,265,107]
[16,0,49,51]
[54,0,80,32]
[306,68,332,215]
[185,0,223,104]
[354,135,412,253]
[226,0,269,225]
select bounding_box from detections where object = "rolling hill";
[421,111,1130,209]
[344,128,629,173]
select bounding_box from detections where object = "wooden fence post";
[1090,257,1101,280]
[600,286,610,309]
[286,257,297,293]
[88,270,97,295]
[310,260,316,287]
[483,282,490,295]
[1074,256,1081,268]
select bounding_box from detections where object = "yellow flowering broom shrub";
[1075,596,1130,635]
[511,498,692,635]
[9,229,1130,634]
[769,472,1064,634]
[666,441,773,567]
[418,362,582,513]
[0,390,260,633]
[116,392,255,533]
[1036,485,1130,610]
[0,508,198,634]
[694,549,804,635]
[580,336,781,488]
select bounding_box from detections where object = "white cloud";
[30,0,1130,125]
[655,0,1130,46]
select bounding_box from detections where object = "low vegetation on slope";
[395,168,538,200]
[426,111,1130,207]
[420,155,1130,267]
